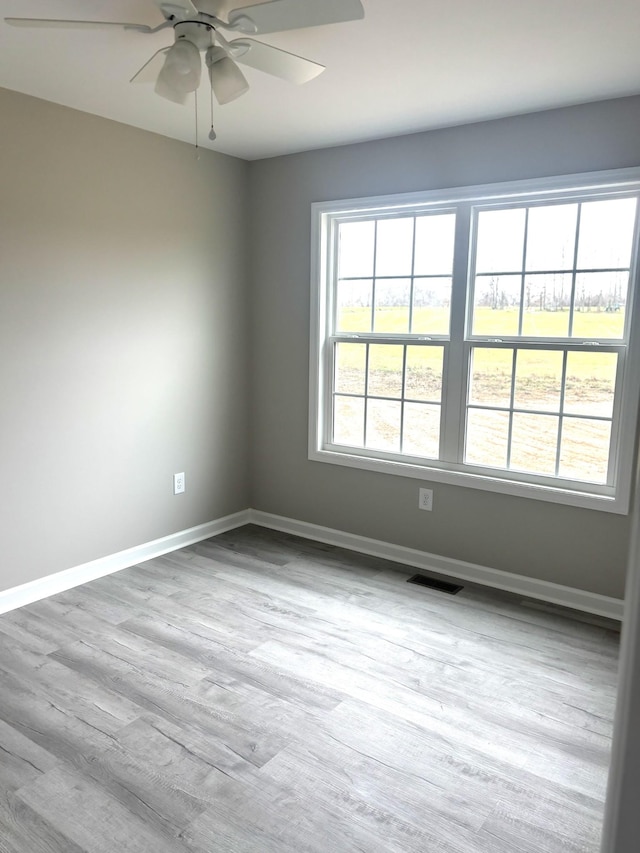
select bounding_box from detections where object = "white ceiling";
[1,0,640,161]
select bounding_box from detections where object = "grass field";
[336,308,618,388]
[337,305,625,341]
[333,307,618,481]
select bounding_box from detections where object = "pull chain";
[209,83,216,141]
[194,88,200,160]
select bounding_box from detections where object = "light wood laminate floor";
[0,525,619,852]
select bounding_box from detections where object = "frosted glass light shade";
[155,39,201,104]
[206,46,249,105]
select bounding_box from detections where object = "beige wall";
[0,88,250,593]
[248,96,640,600]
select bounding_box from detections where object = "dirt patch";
[334,367,611,481]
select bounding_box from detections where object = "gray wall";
[248,96,640,600]
[2,88,637,602]
[602,473,640,852]
[0,88,250,594]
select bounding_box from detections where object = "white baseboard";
[0,507,623,622]
[248,510,624,621]
[0,510,251,616]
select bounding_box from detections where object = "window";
[309,170,640,513]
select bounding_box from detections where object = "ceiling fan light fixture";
[4,0,366,134]
[155,38,201,102]
[206,46,249,105]
[154,69,188,103]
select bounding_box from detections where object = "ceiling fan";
[5,1,365,136]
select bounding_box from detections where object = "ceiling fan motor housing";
[174,20,214,50]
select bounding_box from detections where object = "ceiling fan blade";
[230,38,324,84]
[4,17,152,32]
[152,1,199,19]
[227,0,364,35]
[130,48,171,84]
[206,47,249,105]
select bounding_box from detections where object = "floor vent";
[407,574,463,595]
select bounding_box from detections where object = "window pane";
[572,272,627,339]
[475,208,526,273]
[469,348,513,407]
[403,403,440,458]
[405,346,444,401]
[559,418,611,483]
[514,350,563,413]
[472,275,521,335]
[522,274,572,336]
[465,409,510,467]
[368,344,403,398]
[336,279,372,332]
[334,343,367,395]
[366,399,401,451]
[333,396,365,447]
[577,197,637,270]
[375,218,414,277]
[323,184,638,505]
[374,279,411,333]
[510,413,559,476]
[414,214,456,275]
[338,221,375,278]
[412,278,451,335]
[564,352,618,417]
[526,203,578,272]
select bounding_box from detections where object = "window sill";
[308,446,627,514]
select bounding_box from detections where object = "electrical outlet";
[173,472,185,495]
[418,487,433,511]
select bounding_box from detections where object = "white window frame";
[309,169,640,514]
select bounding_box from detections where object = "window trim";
[309,168,640,514]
